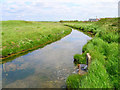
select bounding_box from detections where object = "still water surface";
[2,29,92,88]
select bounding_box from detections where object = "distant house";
[89,18,99,22]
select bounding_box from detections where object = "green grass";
[1,20,72,58]
[74,53,86,64]
[65,18,119,88]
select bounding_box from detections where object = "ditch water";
[1,29,92,88]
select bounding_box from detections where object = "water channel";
[2,29,92,88]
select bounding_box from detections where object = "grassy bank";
[1,20,72,60]
[63,18,119,88]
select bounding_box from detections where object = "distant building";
[89,18,99,22]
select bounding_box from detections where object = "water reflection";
[2,29,92,88]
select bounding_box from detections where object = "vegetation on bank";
[63,18,119,88]
[1,20,72,59]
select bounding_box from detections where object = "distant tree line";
[59,20,79,22]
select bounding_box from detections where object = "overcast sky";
[1,0,119,21]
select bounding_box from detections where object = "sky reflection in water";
[2,29,92,88]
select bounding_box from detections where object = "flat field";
[1,20,72,59]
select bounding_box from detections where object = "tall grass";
[65,18,118,88]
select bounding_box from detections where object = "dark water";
[2,29,92,88]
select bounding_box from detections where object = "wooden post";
[86,53,91,69]
[77,64,81,74]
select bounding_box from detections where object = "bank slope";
[64,18,119,88]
